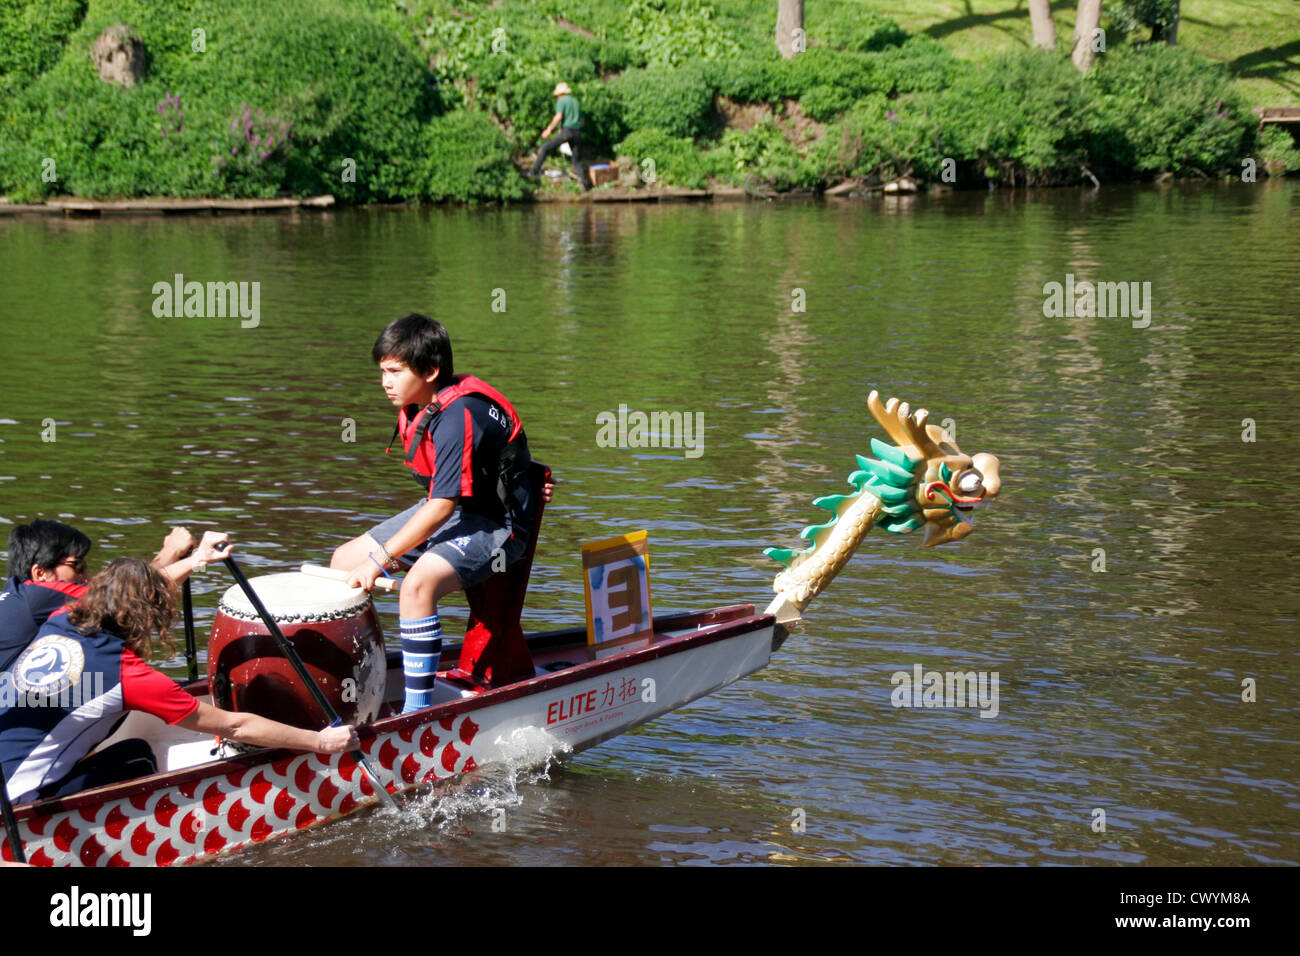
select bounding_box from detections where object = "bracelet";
[368,553,394,579]
[379,542,400,572]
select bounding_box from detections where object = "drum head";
[218,571,371,623]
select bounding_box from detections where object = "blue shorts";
[367,503,528,589]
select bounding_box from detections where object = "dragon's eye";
[957,472,983,496]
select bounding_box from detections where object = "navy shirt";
[417,392,532,527]
[0,577,88,672]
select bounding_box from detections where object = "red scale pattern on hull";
[228,798,251,832]
[80,835,106,867]
[203,781,226,816]
[460,716,479,745]
[103,806,129,840]
[54,817,78,853]
[154,794,179,827]
[420,728,439,756]
[249,775,272,804]
[204,828,227,855]
[131,822,156,856]
[441,743,461,773]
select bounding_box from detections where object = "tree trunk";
[1029,0,1056,49]
[1163,0,1180,44]
[1071,0,1103,72]
[775,0,804,59]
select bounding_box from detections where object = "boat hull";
[2,606,777,867]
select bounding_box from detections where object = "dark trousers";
[38,738,158,800]
[530,127,589,189]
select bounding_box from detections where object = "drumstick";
[300,563,400,591]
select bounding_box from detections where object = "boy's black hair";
[7,519,92,580]
[371,313,454,380]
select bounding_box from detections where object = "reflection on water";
[1,181,1297,865]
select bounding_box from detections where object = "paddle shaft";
[0,765,26,865]
[217,551,398,810]
[182,578,198,683]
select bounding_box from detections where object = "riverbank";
[1,1,1296,206]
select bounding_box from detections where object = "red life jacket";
[388,375,531,516]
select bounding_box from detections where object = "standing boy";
[334,314,547,713]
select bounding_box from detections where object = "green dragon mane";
[764,438,963,567]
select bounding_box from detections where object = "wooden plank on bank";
[0,195,336,216]
[1253,107,1300,125]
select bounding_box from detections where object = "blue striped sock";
[400,613,442,714]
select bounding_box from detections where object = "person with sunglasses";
[1,519,228,672]
[1,558,359,804]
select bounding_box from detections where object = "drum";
[208,572,387,729]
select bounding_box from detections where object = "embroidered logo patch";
[13,635,85,697]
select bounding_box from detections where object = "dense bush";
[1257,124,1300,173]
[0,0,85,90]
[934,49,1095,183]
[774,47,884,101]
[705,56,782,105]
[624,0,739,67]
[613,62,715,139]
[0,0,439,201]
[573,79,629,153]
[818,93,947,182]
[713,118,819,190]
[420,109,530,203]
[1086,44,1251,177]
[876,35,963,94]
[616,127,712,188]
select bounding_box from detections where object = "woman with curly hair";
[1,558,358,804]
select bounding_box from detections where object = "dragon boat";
[0,392,1001,867]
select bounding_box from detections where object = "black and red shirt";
[0,576,88,672]
[396,376,533,527]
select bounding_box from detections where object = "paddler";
[0,558,359,804]
[1,519,229,672]
[332,313,552,713]
[527,82,590,191]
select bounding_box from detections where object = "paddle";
[182,578,198,683]
[0,764,26,865]
[213,544,400,811]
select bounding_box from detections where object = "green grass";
[866,0,1300,106]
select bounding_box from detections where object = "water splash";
[401,727,573,831]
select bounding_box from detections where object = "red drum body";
[208,572,387,728]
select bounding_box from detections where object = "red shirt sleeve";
[119,650,200,724]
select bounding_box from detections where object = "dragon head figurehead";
[764,390,1001,622]
[863,390,1001,547]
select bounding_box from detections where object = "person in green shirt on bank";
[528,82,590,191]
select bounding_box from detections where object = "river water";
[1,182,1297,866]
